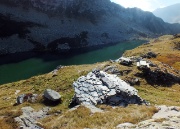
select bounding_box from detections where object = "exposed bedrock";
[70,70,147,107]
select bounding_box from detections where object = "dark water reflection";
[0,40,146,85]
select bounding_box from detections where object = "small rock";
[17,94,25,104]
[56,65,63,70]
[118,57,133,66]
[83,104,103,113]
[142,52,157,59]
[125,77,140,86]
[116,122,135,129]
[15,90,21,95]
[52,69,58,77]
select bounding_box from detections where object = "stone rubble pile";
[16,93,38,104]
[70,70,146,107]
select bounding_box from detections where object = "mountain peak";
[153,3,180,24]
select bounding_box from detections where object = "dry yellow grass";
[123,35,180,70]
[0,119,15,129]
[41,105,157,129]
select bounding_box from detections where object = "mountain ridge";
[153,3,180,24]
[0,0,180,55]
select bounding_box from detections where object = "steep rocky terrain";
[153,3,180,24]
[1,0,180,54]
[0,34,179,128]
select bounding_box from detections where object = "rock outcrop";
[142,52,157,59]
[137,62,180,86]
[15,106,50,129]
[1,0,180,54]
[116,105,180,129]
[70,70,146,107]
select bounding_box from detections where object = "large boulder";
[70,70,147,107]
[44,89,61,102]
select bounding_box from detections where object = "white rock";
[83,104,103,113]
[15,90,21,95]
[71,70,145,106]
[116,123,135,129]
[153,105,180,119]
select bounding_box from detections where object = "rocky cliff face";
[0,0,180,55]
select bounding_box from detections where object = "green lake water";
[0,40,145,85]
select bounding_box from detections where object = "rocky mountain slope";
[153,3,180,24]
[1,0,180,55]
[0,34,179,128]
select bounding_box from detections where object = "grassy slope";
[123,35,180,106]
[123,35,180,70]
[0,35,179,129]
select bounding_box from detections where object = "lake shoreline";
[0,40,148,65]
[0,40,147,85]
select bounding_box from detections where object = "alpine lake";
[0,40,146,85]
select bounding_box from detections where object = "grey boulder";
[44,89,61,101]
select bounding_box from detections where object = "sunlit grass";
[41,105,157,129]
